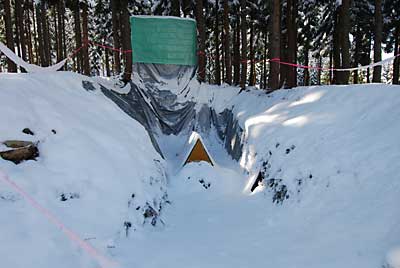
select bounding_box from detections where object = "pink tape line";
[0,170,117,268]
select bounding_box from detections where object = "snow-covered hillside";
[0,72,167,268]
[1,71,399,268]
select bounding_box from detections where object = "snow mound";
[0,72,167,268]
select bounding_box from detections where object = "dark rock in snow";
[82,80,96,91]
[60,194,67,201]
[22,128,34,135]
[60,192,80,201]
[0,140,39,164]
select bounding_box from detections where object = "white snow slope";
[0,72,167,268]
[1,72,400,268]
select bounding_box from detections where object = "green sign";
[130,16,197,66]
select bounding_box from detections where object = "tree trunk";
[57,0,65,65]
[221,30,225,81]
[332,10,341,84]
[32,1,40,65]
[353,26,361,84]
[249,18,255,86]
[15,0,27,68]
[263,30,268,89]
[195,0,207,82]
[329,48,333,84]
[26,5,34,64]
[171,0,180,16]
[105,42,111,77]
[233,11,240,86]
[279,22,287,88]
[81,2,90,75]
[62,1,67,68]
[240,0,247,89]
[268,0,280,90]
[41,2,51,67]
[317,52,322,85]
[214,1,221,85]
[73,0,82,72]
[35,3,45,66]
[393,24,400,84]
[223,0,232,85]
[4,0,17,72]
[339,0,351,84]
[111,0,121,74]
[120,0,133,82]
[367,35,372,83]
[53,7,59,63]
[14,2,22,59]
[303,43,309,86]
[286,0,297,88]
[372,0,382,82]
[182,0,191,17]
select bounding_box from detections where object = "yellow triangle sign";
[184,139,214,166]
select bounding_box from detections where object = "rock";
[0,140,39,164]
[82,80,96,91]
[3,140,34,148]
[22,128,34,135]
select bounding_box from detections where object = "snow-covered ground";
[0,72,167,268]
[1,71,399,268]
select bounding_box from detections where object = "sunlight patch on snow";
[239,144,256,173]
[245,113,281,138]
[282,115,309,127]
[387,247,400,268]
[289,91,325,107]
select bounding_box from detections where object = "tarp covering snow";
[130,16,197,66]
[98,63,244,162]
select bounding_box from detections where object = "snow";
[387,247,400,268]
[1,71,400,268]
[0,72,167,268]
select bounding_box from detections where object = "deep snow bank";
[226,84,400,268]
[0,72,167,268]
[126,77,400,268]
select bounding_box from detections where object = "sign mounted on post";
[130,16,197,66]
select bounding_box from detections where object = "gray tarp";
[97,64,244,161]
